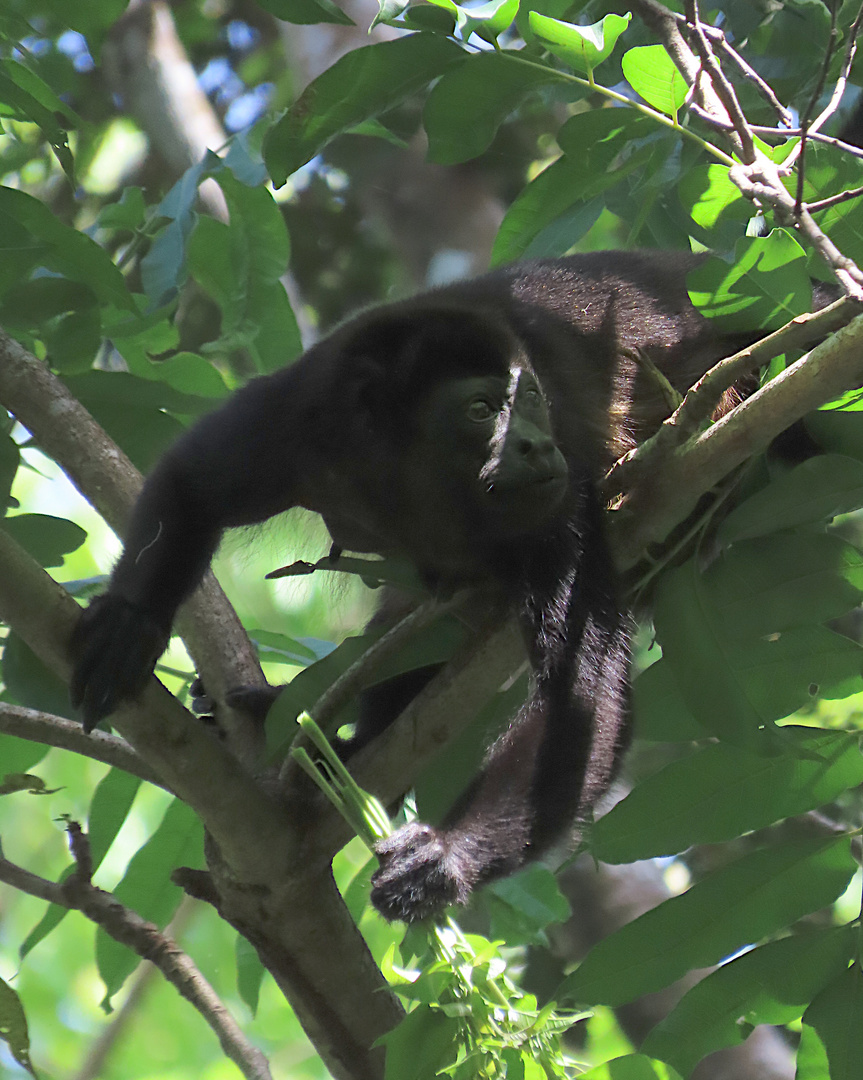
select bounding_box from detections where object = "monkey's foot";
[371,822,471,922]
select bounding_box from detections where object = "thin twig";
[0,703,170,790]
[708,29,792,125]
[0,834,274,1080]
[794,1,840,214]
[684,0,757,162]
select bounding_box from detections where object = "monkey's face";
[401,362,569,553]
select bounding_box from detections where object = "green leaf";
[399,2,458,35]
[632,659,703,742]
[796,1023,831,1080]
[491,110,651,263]
[679,164,752,231]
[97,186,147,231]
[687,230,812,333]
[578,1054,683,1080]
[0,62,74,181]
[0,430,20,516]
[482,866,572,945]
[63,372,190,472]
[0,186,131,310]
[559,835,856,1006]
[801,963,863,1080]
[264,35,465,185]
[643,926,856,1075]
[622,44,687,116]
[256,0,355,25]
[717,455,863,543]
[528,12,632,77]
[88,769,144,867]
[592,728,863,862]
[806,410,863,461]
[2,632,74,720]
[654,559,863,742]
[96,798,203,1005]
[0,975,36,1078]
[461,0,520,44]
[707,533,863,635]
[2,514,86,568]
[236,935,266,1015]
[652,560,763,744]
[379,1003,460,1080]
[210,170,301,372]
[424,51,566,165]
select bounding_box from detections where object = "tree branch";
[612,311,863,567]
[0,703,168,789]
[0,835,273,1080]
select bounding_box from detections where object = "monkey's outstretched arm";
[71,367,309,730]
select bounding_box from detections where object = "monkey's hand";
[70,595,169,732]
[371,822,472,922]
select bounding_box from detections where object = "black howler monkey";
[71,250,750,923]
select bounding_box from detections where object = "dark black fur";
[71,251,747,922]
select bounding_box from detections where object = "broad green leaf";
[679,164,752,231]
[140,352,229,400]
[0,186,131,310]
[559,835,856,1006]
[0,976,35,1078]
[264,36,465,185]
[796,1023,831,1080]
[372,0,411,28]
[707,533,863,636]
[491,110,652,263]
[654,560,863,742]
[88,769,145,867]
[399,3,458,35]
[379,1003,460,1080]
[482,866,571,945]
[425,51,567,165]
[687,230,811,333]
[2,632,74,720]
[2,514,86,568]
[643,926,856,1074]
[653,560,765,744]
[632,659,704,742]
[256,0,355,25]
[806,410,863,461]
[97,186,147,231]
[718,454,863,543]
[64,372,192,472]
[801,963,863,1080]
[578,1056,683,1080]
[622,44,687,116]
[0,734,48,775]
[0,431,20,515]
[0,64,74,181]
[212,170,300,372]
[592,728,863,862]
[96,798,203,1004]
[461,0,520,43]
[528,12,632,77]
[236,935,266,1015]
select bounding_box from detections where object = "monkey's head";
[335,304,570,574]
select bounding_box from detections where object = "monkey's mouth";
[483,473,568,524]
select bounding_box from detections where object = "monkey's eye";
[523,387,542,406]
[467,399,496,422]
